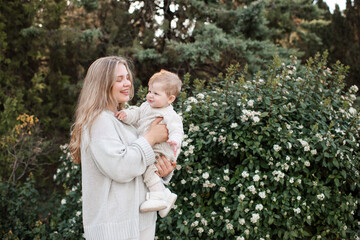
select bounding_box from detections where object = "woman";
[69,56,176,239]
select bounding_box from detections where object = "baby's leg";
[140,153,177,217]
[143,164,165,192]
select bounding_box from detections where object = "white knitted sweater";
[122,102,184,161]
[80,110,157,239]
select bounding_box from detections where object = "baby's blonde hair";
[148,70,182,97]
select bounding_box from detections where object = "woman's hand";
[144,117,169,146]
[155,154,176,177]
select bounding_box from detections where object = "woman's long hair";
[69,56,134,164]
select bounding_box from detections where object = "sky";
[323,0,346,12]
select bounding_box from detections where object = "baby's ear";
[168,95,176,104]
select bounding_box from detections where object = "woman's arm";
[87,114,168,183]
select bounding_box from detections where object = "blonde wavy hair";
[69,56,134,164]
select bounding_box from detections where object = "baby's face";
[146,82,172,108]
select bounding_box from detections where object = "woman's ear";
[168,95,176,104]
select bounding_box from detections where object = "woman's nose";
[124,79,131,86]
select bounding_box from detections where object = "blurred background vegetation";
[0,0,359,237]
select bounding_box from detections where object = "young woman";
[69,56,176,239]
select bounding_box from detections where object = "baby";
[116,69,183,218]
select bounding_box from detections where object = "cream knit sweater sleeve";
[87,111,155,183]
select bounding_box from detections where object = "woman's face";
[111,63,132,105]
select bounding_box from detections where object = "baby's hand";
[167,140,178,157]
[115,111,127,120]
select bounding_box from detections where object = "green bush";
[0,175,49,239]
[50,144,83,239]
[50,52,359,239]
[157,53,359,239]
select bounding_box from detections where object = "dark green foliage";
[0,175,49,239]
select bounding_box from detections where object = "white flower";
[191,221,199,227]
[181,179,186,184]
[223,175,230,181]
[311,149,317,155]
[224,206,230,213]
[247,185,257,194]
[226,223,233,230]
[241,171,249,178]
[259,191,266,199]
[250,213,260,223]
[208,229,214,234]
[237,237,245,240]
[253,174,260,182]
[202,172,209,179]
[191,193,197,197]
[209,131,216,135]
[233,143,239,149]
[239,194,246,200]
[255,204,263,211]
[245,229,250,235]
[304,161,310,167]
[197,227,204,233]
[61,199,66,205]
[238,218,245,225]
[304,146,310,152]
[317,193,325,201]
[253,116,260,123]
[349,107,357,115]
[247,100,254,107]
[231,123,238,128]
[218,135,226,143]
[196,93,205,99]
[195,212,201,218]
[187,97,198,103]
[273,145,282,152]
[224,169,229,174]
[220,187,226,192]
[350,85,359,93]
[201,218,208,226]
[293,208,301,214]
[298,139,309,147]
[76,211,81,217]
[297,196,301,201]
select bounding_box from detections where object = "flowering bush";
[156,53,359,239]
[49,52,359,239]
[50,143,83,239]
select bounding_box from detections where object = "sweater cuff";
[134,137,155,166]
[162,170,173,185]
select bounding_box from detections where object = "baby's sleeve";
[165,112,184,156]
[121,106,142,125]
